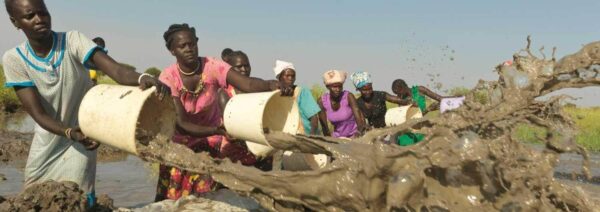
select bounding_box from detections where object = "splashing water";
[136,39,600,211]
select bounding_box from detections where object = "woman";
[318,70,366,138]
[155,24,292,201]
[2,0,168,208]
[350,72,413,129]
[391,79,449,146]
[391,79,446,114]
[274,60,321,135]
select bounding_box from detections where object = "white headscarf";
[273,60,295,78]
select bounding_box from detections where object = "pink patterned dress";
[155,57,255,201]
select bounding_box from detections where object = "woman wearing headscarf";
[317,70,366,138]
[350,72,412,128]
[274,60,321,135]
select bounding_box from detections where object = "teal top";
[297,87,321,135]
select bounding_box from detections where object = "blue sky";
[2,0,599,106]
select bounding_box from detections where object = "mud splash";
[136,39,599,211]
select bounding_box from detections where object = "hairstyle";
[392,79,409,90]
[221,48,249,64]
[92,37,104,44]
[5,0,46,16]
[163,23,198,49]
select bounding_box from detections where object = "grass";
[514,107,600,152]
[0,64,22,112]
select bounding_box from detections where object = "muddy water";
[0,156,157,208]
[0,111,35,133]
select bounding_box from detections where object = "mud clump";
[0,180,115,212]
[0,131,32,163]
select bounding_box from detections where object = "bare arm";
[317,98,331,136]
[91,50,169,98]
[14,87,96,149]
[347,94,367,134]
[217,88,230,114]
[91,50,141,85]
[383,92,413,105]
[418,86,443,102]
[226,69,278,93]
[172,97,224,137]
[309,115,319,135]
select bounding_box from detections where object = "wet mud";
[0,180,114,212]
[134,40,600,211]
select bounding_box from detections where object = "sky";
[1,0,599,106]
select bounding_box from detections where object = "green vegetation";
[145,67,162,77]
[514,106,600,151]
[0,64,21,112]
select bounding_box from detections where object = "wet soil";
[0,180,114,212]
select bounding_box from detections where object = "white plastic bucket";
[440,96,465,113]
[223,90,300,157]
[385,105,423,127]
[79,84,176,155]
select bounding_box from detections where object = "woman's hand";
[139,75,171,100]
[216,124,236,141]
[268,80,295,96]
[70,127,100,151]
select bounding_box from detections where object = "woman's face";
[327,83,344,98]
[169,30,199,66]
[230,55,251,77]
[9,0,52,40]
[278,69,296,86]
[358,83,374,99]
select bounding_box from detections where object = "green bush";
[0,64,22,112]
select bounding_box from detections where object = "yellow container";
[78,85,176,155]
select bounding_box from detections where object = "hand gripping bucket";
[385,105,423,127]
[223,90,300,158]
[78,84,176,155]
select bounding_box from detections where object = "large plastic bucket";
[223,90,300,157]
[79,84,176,155]
[385,105,423,127]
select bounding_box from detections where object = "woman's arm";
[226,69,294,95]
[418,86,443,102]
[317,98,331,136]
[172,97,225,137]
[309,115,319,135]
[383,92,413,105]
[91,50,170,98]
[14,87,97,149]
[347,94,367,134]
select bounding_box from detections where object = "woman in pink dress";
[155,24,291,201]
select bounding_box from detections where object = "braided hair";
[221,48,249,64]
[163,23,198,50]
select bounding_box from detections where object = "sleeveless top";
[357,91,387,128]
[322,91,358,138]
